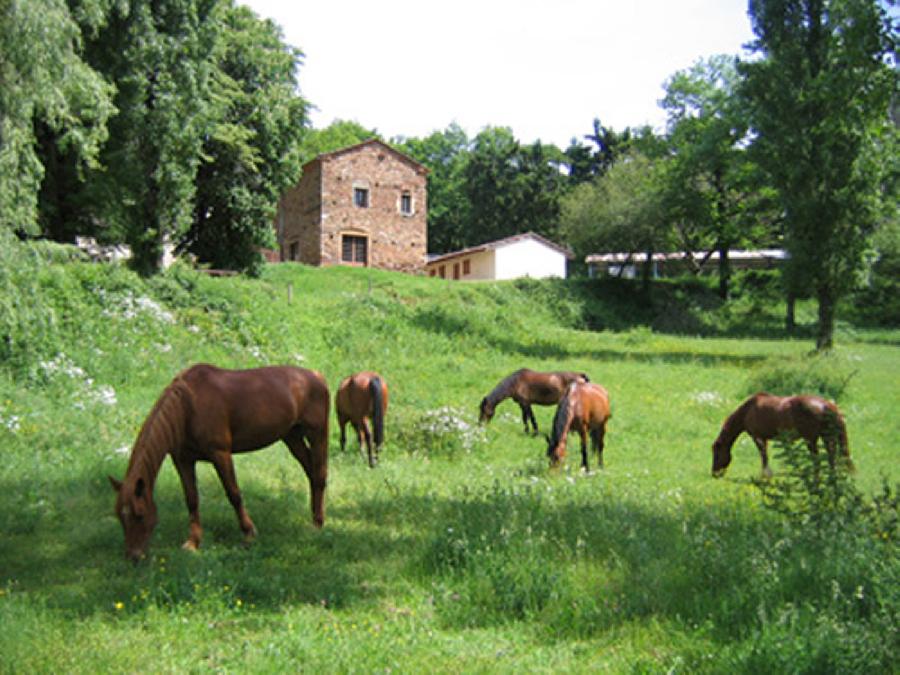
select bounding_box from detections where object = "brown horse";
[711,392,853,478]
[479,368,590,434]
[108,364,329,561]
[336,371,388,468]
[546,381,612,471]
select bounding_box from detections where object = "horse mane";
[548,384,574,455]
[718,393,764,445]
[485,369,526,405]
[125,377,190,490]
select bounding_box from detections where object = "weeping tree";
[739,0,897,349]
[0,0,113,235]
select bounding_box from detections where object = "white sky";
[239,0,756,148]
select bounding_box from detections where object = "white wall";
[494,238,566,280]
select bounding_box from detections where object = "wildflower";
[114,601,124,611]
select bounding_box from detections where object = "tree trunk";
[785,292,796,333]
[816,285,836,350]
[717,241,731,300]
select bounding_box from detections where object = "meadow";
[0,238,897,673]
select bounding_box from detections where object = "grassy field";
[0,243,897,673]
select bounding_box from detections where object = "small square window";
[354,188,369,208]
[400,192,412,215]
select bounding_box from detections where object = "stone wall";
[278,140,427,273]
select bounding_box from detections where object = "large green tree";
[0,0,113,235]
[74,0,221,275]
[463,127,565,247]
[739,0,897,349]
[183,5,309,274]
[661,55,776,298]
[399,123,471,254]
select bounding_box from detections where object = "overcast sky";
[239,0,757,148]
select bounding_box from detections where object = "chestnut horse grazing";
[546,382,612,471]
[336,371,388,468]
[711,392,852,478]
[108,364,329,561]
[479,368,590,434]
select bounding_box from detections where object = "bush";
[745,352,857,401]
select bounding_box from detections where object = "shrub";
[745,352,857,401]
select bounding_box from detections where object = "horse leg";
[209,449,257,543]
[285,426,328,528]
[339,416,347,452]
[518,402,530,434]
[362,418,376,468]
[172,455,203,551]
[753,437,773,478]
[579,427,589,472]
[594,425,606,469]
[527,405,539,435]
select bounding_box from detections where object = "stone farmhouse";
[276,139,428,273]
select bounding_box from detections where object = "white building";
[425,232,572,281]
[585,249,787,278]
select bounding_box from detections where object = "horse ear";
[108,475,123,492]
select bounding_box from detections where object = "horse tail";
[370,376,385,448]
[126,378,190,480]
[548,385,574,457]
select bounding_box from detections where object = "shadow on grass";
[0,459,770,647]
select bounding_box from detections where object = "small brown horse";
[108,364,330,561]
[546,382,612,471]
[336,371,388,468]
[711,392,853,478]
[479,368,590,434]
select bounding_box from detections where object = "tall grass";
[1,236,897,672]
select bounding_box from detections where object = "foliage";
[661,55,778,299]
[298,119,380,162]
[183,4,310,275]
[560,150,673,283]
[0,0,114,234]
[739,0,898,349]
[744,351,858,401]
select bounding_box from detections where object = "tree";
[739,0,897,349]
[182,5,310,274]
[661,55,776,298]
[399,123,471,253]
[73,0,221,275]
[561,151,673,289]
[463,127,565,247]
[0,0,113,235]
[299,119,380,162]
[564,118,634,184]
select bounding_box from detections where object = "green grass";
[1,242,897,673]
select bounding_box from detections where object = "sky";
[239,0,757,149]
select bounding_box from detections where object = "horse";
[546,381,612,471]
[108,364,330,562]
[335,371,388,468]
[479,368,590,434]
[711,392,853,478]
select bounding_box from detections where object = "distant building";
[276,139,428,273]
[585,249,787,278]
[425,232,573,281]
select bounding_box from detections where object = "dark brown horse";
[108,364,330,561]
[336,371,388,468]
[546,381,612,471]
[479,368,590,434]
[711,392,853,478]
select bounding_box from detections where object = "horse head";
[109,475,158,562]
[478,397,494,424]
[710,436,731,478]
